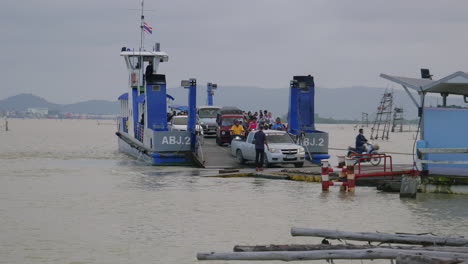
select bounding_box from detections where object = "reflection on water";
[0,119,467,264]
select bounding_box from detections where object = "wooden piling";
[337,156,347,191]
[400,175,419,198]
[345,158,355,192]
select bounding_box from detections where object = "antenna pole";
[139,0,145,52]
[138,0,145,90]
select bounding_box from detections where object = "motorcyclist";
[355,128,368,154]
[230,119,245,143]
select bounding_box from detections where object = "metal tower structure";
[391,107,404,132]
[370,90,393,140]
[361,112,369,127]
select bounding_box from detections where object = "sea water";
[0,119,467,264]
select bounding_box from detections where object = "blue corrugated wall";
[423,107,468,170]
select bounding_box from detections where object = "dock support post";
[346,158,356,192]
[337,156,347,191]
[321,160,330,191]
[400,175,419,198]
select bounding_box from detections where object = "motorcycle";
[347,143,381,166]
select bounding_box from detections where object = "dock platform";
[201,137,317,170]
[200,137,421,190]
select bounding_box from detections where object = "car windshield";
[266,133,294,144]
[222,117,241,126]
[173,116,188,125]
[199,108,219,118]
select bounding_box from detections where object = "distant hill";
[0,94,119,114]
[2,87,465,119]
[0,94,61,111]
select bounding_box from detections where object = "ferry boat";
[116,1,202,166]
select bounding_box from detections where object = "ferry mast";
[139,0,145,52]
[139,0,145,84]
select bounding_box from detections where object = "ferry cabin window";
[128,56,142,70]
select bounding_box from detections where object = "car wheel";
[216,137,222,146]
[236,150,245,164]
[263,155,272,168]
[294,162,304,168]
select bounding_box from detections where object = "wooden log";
[233,244,468,254]
[291,228,468,246]
[197,248,468,261]
[396,253,467,264]
[234,244,373,252]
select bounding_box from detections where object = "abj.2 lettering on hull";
[161,136,190,145]
[153,131,192,152]
[301,132,328,153]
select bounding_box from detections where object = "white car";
[169,115,203,135]
[230,130,305,168]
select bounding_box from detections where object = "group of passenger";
[244,109,287,131]
[229,109,287,143]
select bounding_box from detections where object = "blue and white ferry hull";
[116,131,194,166]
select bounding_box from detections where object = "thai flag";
[143,22,153,34]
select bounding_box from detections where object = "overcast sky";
[1,0,468,103]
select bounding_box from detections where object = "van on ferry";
[197,106,220,136]
[215,106,245,146]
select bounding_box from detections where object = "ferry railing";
[196,133,205,164]
[122,117,128,133]
[350,153,418,178]
[348,153,394,178]
[135,123,144,142]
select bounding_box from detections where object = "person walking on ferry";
[272,117,285,131]
[230,119,245,143]
[254,124,269,171]
[355,128,368,154]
